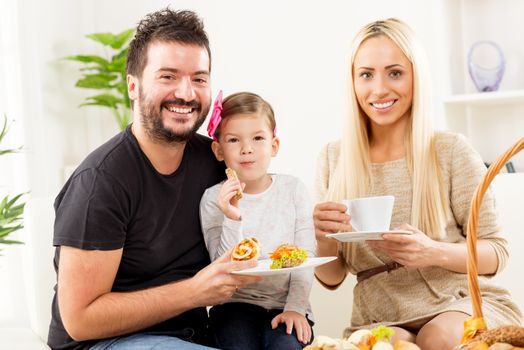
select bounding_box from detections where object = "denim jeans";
[209,302,314,350]
[89,333,219,350]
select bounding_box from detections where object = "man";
[48,8,259,350]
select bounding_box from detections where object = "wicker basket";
[458,137,524,349]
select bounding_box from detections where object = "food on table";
[458,325,524,349]
[304,325,421,350]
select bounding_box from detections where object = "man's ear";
[127,74,138,102]
[211,141,224,161]
[271,136,280,157]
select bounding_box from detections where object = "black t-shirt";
[48,126,225,350]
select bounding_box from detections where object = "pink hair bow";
[207,90,223,140]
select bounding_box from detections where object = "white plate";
[231,256,337,276]
[326,230,412,242]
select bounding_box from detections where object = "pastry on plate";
[231,237,260,261]
[269,244,308,269]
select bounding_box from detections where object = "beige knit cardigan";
[314,131,522,333]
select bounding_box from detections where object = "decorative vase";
[468,41,505,92]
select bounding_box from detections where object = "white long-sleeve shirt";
[200,174,315,318]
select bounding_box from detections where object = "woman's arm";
[370,224,498,274]
[369,133,505,275]
[312,143,351,286]
[434,239,498,274]
[448,133,508,274]
[313,201,351,286]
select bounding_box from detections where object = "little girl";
[199,91,315,350]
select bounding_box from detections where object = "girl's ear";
[211,141,224,161]
[271,136,280,157]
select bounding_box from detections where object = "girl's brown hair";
[214,92,276,140]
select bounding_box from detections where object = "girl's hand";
[365,223,443,268]
[270,310,311,344]
[217,179,245,221]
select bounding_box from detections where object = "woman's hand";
[313,202,350,286]
[366,223,443,268]
[270,310,311,344]
[217,179,245,221]
[313,202,352,243]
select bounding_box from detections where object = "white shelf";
[442,90,524,173]
[443,89,524,107]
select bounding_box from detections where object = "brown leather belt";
[357,262,403,283]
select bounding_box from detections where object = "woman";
[313,18,521,350]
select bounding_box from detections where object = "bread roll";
[225,168,243,200]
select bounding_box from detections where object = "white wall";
[0,0,32,330]
[17,0,458,189]
[491,174,524,316]
[1,0,523,343]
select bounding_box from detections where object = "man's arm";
[58,246,259,341]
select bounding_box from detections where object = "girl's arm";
[200,186,243,261]
[283,179,316,315]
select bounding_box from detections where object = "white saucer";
[326,230,412,242]
[231,256,337,276]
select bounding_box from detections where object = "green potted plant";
[66,29,135,131]
[0,115,25,252]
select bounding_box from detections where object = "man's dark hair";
[127,8,211,78]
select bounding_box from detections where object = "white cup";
[342,195,395,232]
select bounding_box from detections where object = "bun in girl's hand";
[231,237,261,261]
[225,168,243,200]
[269,244,308,269]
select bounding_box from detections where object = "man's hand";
[57,246,261,342]
[271,310,311,344]
[189,249,262,307]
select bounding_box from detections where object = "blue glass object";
[468,41,505,92]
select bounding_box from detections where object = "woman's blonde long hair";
[326,18,449,239]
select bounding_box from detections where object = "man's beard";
[138,87,210,144]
